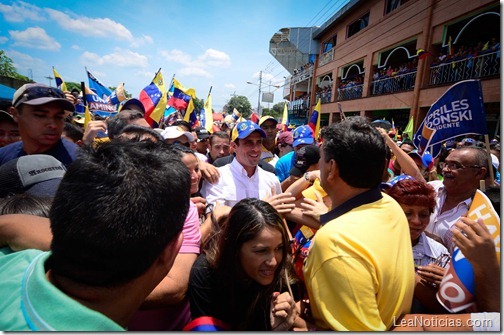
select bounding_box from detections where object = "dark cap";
[12,83,75,112]
[195,127,211,140]
[0,154,66,197]
[289,145,320,177]
[0,110,16,123]
[118,98,145,115]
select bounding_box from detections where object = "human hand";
[64,91,76,105]
[263,191,296,214]
[300,191,327,220]
[452,217,498,270]
[82,120,107,145]
[199,161,220,184]
[417,263,447,288]
[270,291,296,331]
[190,196,207,216]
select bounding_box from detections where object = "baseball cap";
[231,120,266,142]
[380,174,414,190]
[259,115,278,126]
[408,149,433,169]
[277,131,293,146]
[161,126,194,142]
[0,155,66,197]
[289,145,320,177]
[12,83,75,112]
[0,110,16,123]
[195,127,211,140]
[292,125,314,147]
[118,98,145,114]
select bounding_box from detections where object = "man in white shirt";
[201,120,284,208]
[426,146,491,252]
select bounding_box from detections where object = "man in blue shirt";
[0,83,78,168]
[275,125,314,187]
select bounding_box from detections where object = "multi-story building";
[270,0,500,137]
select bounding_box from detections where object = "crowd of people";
[0,82,500,331]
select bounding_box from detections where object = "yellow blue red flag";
[53,67,67,92]
[139,69,167,125]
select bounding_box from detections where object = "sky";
[0,0,350,112]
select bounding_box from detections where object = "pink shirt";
[128,201,201,330]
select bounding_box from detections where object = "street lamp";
[246,72,282,116]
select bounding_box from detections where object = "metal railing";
[429,50,500,86]
[289,98,310,111]
[291,65,313,85]
[370,70,416,95]
[337,84,363,100]
[315,90,332,104]
[319,49,334,66]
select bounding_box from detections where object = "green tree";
[0,50,16,77]
[261,102,286,121]
[223,95,252,118]
[0,50,29,81]
[193,97,204,113]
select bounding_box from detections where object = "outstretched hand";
[270,291,297,331]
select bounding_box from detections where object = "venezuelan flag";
[139,69,167,125]
[308,98,321,140]
[167,78,194,111]
[53,67,67,92]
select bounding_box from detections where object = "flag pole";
[484,134,495,186]
[338,102,346,121]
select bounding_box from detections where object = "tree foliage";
[0,50,29,81]
[223,95,252,118]
[262,102,286,120]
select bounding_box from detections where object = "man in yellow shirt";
[303,117,415,331]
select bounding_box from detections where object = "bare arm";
[0,214,52,251]
[377,127,425,182]
[140,253,198,308]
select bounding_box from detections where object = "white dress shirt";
[201,158,282,207]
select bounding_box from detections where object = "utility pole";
[45,75,54,87]
[257,70,262,116]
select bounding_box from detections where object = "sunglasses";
[13,86,66,108]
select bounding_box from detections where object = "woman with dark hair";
[187,198,298,331]
[385,176,448,313]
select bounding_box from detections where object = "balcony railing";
[337,84,363,100]
[289,98,310,111]
[315,90,332,104]
[319,49,334,66]
[429,50,500,86]
[291,65,313,85]
[370,70,416,95]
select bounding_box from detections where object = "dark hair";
[49,140,190,286]
[63,122,84,142]
[0,193,53,217]
[386,179,436,213]
[172,120,192,132]
[107,110,146,139]
[170,142,197,156]
[321,116,386,188]
[117,124,163,142]
[452,146,490,176]
[205,198,291,330]
[399,140,414,149]
[210,131,230,146]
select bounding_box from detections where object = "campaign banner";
[414,80,487,156]
[436,190,500,312]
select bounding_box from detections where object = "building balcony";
[429,50,500,86]
[289,97,310,110]
[319,49,334,67]
[370,70,417,96]
[337,84,363,100]
[291,65,314,85]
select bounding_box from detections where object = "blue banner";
[414,79,487,157]
[87,69,111,100]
